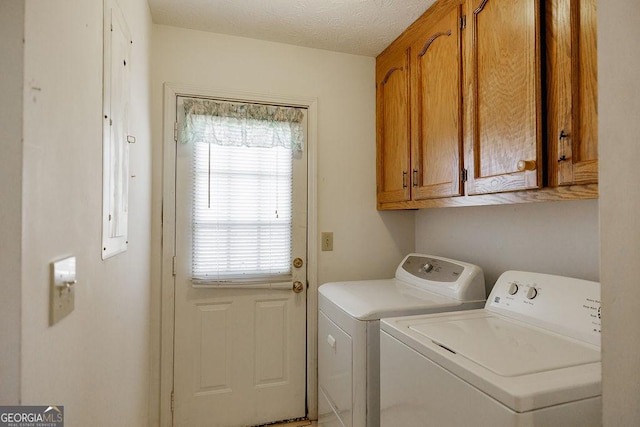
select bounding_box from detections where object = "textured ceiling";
[148,0,437,57]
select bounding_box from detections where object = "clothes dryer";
[318,254,486,427]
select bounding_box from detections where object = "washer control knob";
[526,287,538,300]
[508,283,519,295]
[422,263,434,273]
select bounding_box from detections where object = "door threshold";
[253,419,311,427]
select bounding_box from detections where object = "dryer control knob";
[422,263,434,273]
[508,283,519,295]
[526,287,538,300]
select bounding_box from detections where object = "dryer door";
[318,311,353,427]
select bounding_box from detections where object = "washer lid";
[318,279,482,321]
[382,311,602,413]
[410,316,600,376]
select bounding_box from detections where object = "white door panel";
[173,97,308,427]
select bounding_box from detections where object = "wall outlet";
[321,232,333,251]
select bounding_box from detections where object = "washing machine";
[318,253,486,427]
[380,270,602,427]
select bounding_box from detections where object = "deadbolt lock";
[293,258,304,268]
[293,281,304,293]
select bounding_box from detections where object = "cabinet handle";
[517,160,536,172]
[402,171,408,188]
[412,169,418,187]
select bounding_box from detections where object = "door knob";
[293,258,304,268]
[292,281,304,293]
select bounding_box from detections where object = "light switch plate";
[321,232,333,251]
[50,256,76,325]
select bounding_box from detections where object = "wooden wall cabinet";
[376,0,598,210]
[411,2,464,200]
[547,0,598,186]
[463,0,543,195]
[376,44,411,204]
[376,0,464,207]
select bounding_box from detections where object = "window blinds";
[183,99,303,285]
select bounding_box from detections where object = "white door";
[172,96,308,427]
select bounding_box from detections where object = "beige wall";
[150,25,414,285]
[0,0,24,405]
[599,1,640,425]
[19,0,153,425]
[149,24,415,423]
[415,199,600,292]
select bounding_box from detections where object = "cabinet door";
[376,47,411,204]
[547,0,597,186]
[411,3,464,200]
[464,0,543,195]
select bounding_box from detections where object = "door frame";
[159,82,319,426]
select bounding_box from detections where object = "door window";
[180,97,305,285]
